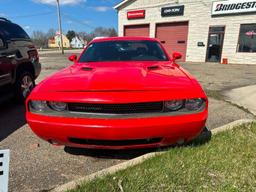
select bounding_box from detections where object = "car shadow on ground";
[0,99,26,142]
[64,146,160,160]
[64,127,212,160]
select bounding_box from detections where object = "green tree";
[66,30,76,42]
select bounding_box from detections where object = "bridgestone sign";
[212,0,256,16]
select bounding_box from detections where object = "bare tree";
[31,31,48,48]
[31,28,57,48]
[108,28,118,37]
[31,27,117,48]
[92,27,117,37]
[46,28,56,38]
[77,31,92,43]
[77,27,118,43]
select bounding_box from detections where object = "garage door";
[124,24,150,37]
[156,22,188,62]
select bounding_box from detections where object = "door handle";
[6,54,16,59]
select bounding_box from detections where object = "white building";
[115,0,256,64]
[70,36,86,48]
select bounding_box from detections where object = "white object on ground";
[0,149,10,192]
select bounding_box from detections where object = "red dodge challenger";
[26,37,208,149]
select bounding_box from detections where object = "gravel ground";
[0,52,255,192]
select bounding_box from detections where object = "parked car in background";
[26,37,208,149]
[0,18,41,102]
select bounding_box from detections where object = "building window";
[238,24,256,53]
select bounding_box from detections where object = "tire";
[14,71,35,103]
[188,127,212,146]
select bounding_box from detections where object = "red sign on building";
[127,10,145,19]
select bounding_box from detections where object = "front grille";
[68,137,162,146]
[68,102,163,114]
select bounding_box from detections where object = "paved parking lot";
[179,62,256,91]
[0,51,255,191]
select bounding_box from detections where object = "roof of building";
[71,36,85,42]
[114,0,131,10]
[48,39,55,44]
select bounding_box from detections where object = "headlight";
[29,100,47,112]
[164,98,205,112]
[48,101,67,112]
[185,98,204,111]
[29,100,67,113]
[164,100,184,111]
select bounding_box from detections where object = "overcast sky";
[0,0,120,34]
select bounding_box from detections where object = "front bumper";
[27,110,207,149]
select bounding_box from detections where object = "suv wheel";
[15,71,35,102]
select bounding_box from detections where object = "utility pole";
[56,0,64,54]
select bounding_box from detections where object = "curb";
[211,119,255,135]
[52,119,256,192]
[222,86,256,116]
[52,152,164,192]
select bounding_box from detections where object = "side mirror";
[172,52,182,61]
[68,54,77,62]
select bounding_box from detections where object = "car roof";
[0,17,11,22]
[91,36,159,43]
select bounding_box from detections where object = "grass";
[69,123,256,192]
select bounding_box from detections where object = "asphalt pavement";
[179,62,256,91]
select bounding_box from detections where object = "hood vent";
[147,65,160,70]
[81,67,93,71]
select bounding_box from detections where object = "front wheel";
[15,71,35,102]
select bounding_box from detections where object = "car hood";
[38,61,196,92]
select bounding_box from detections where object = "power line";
[9,11,55,19]
[62,13,95,30]
[33,2,95,30]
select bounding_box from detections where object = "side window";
[237,24,256,53]
[1,23,30,40]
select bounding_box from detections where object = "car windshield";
[79,40,169,62]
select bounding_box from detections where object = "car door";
[0,35,13,86]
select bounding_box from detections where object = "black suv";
[0,18,41,102]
